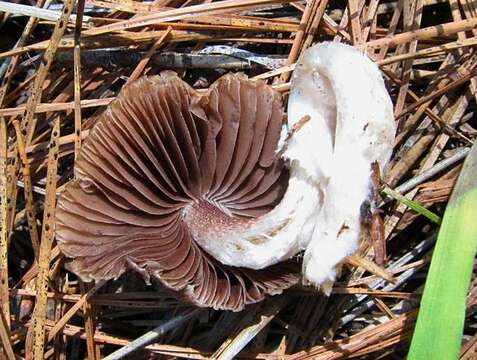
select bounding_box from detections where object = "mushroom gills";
[56,71,300,311]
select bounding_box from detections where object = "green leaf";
[382,186,442,224]
[408,143,477,359]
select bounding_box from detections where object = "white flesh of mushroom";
[190,42,395,287]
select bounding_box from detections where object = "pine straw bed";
[0,0,476,359]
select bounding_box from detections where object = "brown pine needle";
[344,255,396,284]
[27,118,60,359]
[0,117,9,329]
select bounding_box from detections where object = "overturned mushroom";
[56,72,300,311]
[56,42,395,311]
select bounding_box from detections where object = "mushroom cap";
[56,72,300,311]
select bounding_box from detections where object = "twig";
[126,27,172,85]
[212,299,286,360]
[103,309,201,360]
[19,0,75,143]
[1,97,111,117]
[338,235,436,327]
[54,50,271,70]
[0,117,9,330]
[0,309,14,360]
[81,281,100,360]
[0,0,91,24]
[393,147,470,196]
[27,118,60,359]
[46,280,106,343]
[347,0,363,45]
[85,0,299,37]
[73,0,86,164]
[0,0,48,106]
[378,37,477,66]
[366,18,477,49]
[344,255,396,284]
[13,120,40,259]
[279,0,316,82]
[397,67,477,118]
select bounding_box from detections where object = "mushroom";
[56,72,300,311]
[56,42,395,311]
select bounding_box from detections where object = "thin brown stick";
[0,309,15,360]
[0,0,47,107]
[279,0,317,83]
[19,0,76,143]
[46,280,106,343]
[366,17,477,49]
[0,98,114,117]
[397,67,476,118]
[377,37,477,66]
[344,255,396,284]
[126,27,172,85]
[331,288,418,300]
[13,121,40,259]
[373,297,397,319]
[0,117,9,330]
[27,118,60,359]
[74,0,86,165]
[348,0,363,44]
[81,281,100,360]
[301,0,330,50]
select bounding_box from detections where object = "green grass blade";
[382,186,442,224]
[408,142,477,359]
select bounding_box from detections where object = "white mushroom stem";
[289,42,395,286]
[192,42,395,287]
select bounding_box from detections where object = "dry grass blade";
[288,311,418,359]
[0,308,14,360]
[12,120,40,258]
[347,0,363,45]
[0,98,114,117]
[212,299,286,360]
[103,309,201,360]
[85,0,297,36]
[126,27,172,85]
[81,281,100,360]
[0,0,47,107]
[366,17,477,49]
[19,0,75,142]
[0,117,9,329]
[73,0,86,164]
[378,37,477,66]
[46,280,105,343]
[345,254,396,284]
[27,118,60,359]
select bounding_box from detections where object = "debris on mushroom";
[56,42,395,310]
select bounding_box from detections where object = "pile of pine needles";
[0,0,476,359]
